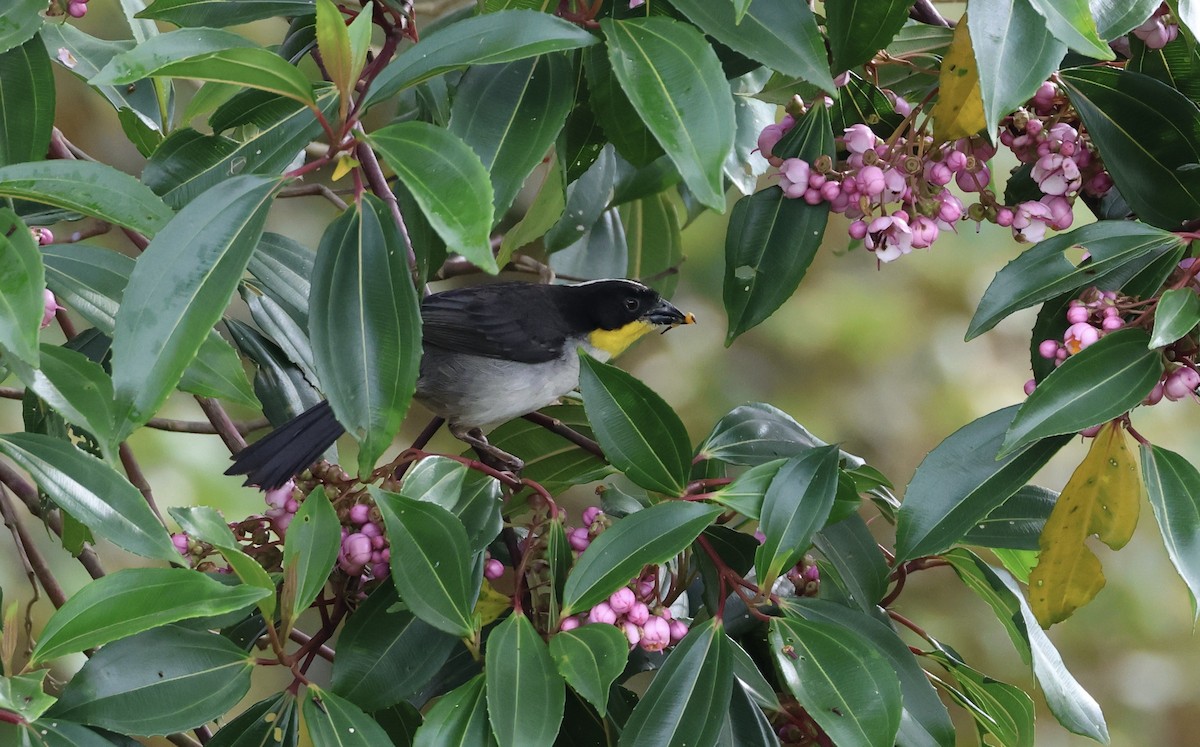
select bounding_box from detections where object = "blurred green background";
[2,2,1198,744]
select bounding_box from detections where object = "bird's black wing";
[420,283,568,363]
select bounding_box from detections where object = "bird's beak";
[645,298,697,327]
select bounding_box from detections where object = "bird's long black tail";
[225,401,345,489]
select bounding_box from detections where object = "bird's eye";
[625,298,639,312]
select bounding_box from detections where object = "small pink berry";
[1144,381,1165,406]
[621,621,641,646]
[843,124,877,155]
[626,602,650,626]
[349,503,370,525]
[639,616,671,652]
[608,587,636,615]
[67,1,87,17]
[559,616,581,632]
[484,558,504,580]
[1101,315,1123,331]
[41,289,63,329]
[568,527,590,552]
[588,602,617,625]
[172,533,190,555]
[1066,304,1090,324]
[1038,339,1060,359]
[581,506,602,526]
[1024,379,1037,396]
[1164,367,1200,400]
[848,220,868,240]
[856,165,886,197]
[1079,424,1103,438]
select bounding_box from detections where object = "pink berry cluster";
[338,501,389,580]
[263,480,301,536]
[785,556,820,596]
[565,505,609,552]
[560,581,689,653]
[1133,4,1180,49]
[58,0,90,18]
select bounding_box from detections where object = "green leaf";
[281,492,340,629]
[578,353,691,495]
[0,160,174,239]
[0,671,55,722]
[600,17,735,212]
[486,613,565,746]
[301,686,395,746]
[770,615,901,747]
[248,232,314,327]
[497,154,565,266]
[1061,67,1200,230]
[621,193,682,296]
[30,568,269,664]
[0,432,179,564]
[617,620,732,747]
[709,459,786,519]
[373,487,476,637]
[482,405,611,495]
[1129,34,1200,107]
[963,484,1058,550]
[1000,328,1163,456]
[967,0,1066,137]
[1140,444,1200,620]
[413,674,495,747]
[755,446,841,586]
[316,0,354,103]
[1091,0,1161,38]
[364,9,597,108]
[330,583,456,712]
[942,550,1108,741]
[549,624,629,717]
[724,187,828,344]
[368,121,496,273]
[205,693,298,747]
[826,0,912,73]
[310,195,422,476]
[90,27,255,78]
[0,0,43,56]
[1150,288,1200,347]
[927,652,1034,747]
[782,599,955,747]
[0,35,54,166]
[583,48,664,169]
[671,0,834,93]
[699,402,833,466]
[967,221,1185,339]
[9,345,117,456]
[111,175,277,439]
[1026,0,1114,58]
[450,53,574,217]
[243,287,319,388]
[895,406,1069,563]
[401,456,503,551]
[139,0,316,26]
[40,24,164,131]
[48,626,253,736]
[0,209,43,366]
[169,505,276,617]
[813,514,891,612]
[561,500,722,616]
[227,319,323,429]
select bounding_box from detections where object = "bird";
[226,278,696,489]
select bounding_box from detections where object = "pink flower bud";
[341,532,373,570]
[1144,381,1165,406]
[349,503,371,525]
[1164,367,1200,400]
[856,165,886,197]
[172,533,190,555]
[779,158,810,199]
[484,558,504,580]
[622,621,641,646]
[668,619,689,643]
[581,506,602,526]
[608,587,636,615]
[1066,303,1090,324]
[639,616,671,652]
[627,602,650,626]
[41,289,62,329]
[559,616,581,632]
[588,602,617,625]
[909,215,939,249]
[848,220,868,240]
[568,527,591,552]
[843,124,877,155]
[1024,379,1037,396]
[1038,339,1060,359]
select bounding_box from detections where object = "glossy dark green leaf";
[722,681,777,747]
[482,405,611,495]
[963,484,1058,550]
[331,583,456,712]
[309,195,422,475]
[620,194,681,296]
[486,613,564,746]
[1129,35,1200,106]
[1026,0,1114,58]
[1092,0,1161,38]
[450,53,574,217]
[368,122,496,273]
[0,208,43,366]
[755,446,841,585]
[48,626,252,736]
[0,160,173,239]
[226,319,323,428]
[601,17,735,211]
[1150,288,1200,347]
[373,487,476,637]
[301,686,394,746]
[561,500,722,616]
[967,0,1066,136]
[672,0,833,93]
[544,144,616,251]
[724,636,779,713]
[583,48,663,169]
[30,568,269,664]
[968,220,1184,339]
[400,456,502,551]
[1061,67,1200,230]
[549,207,628,281]
[617,621,731,747]
[111,175,276,439]
[828,74,905,139]
[375,702,422,747]
[710,459,786,519]
[578,353,691,495]
[942,550,1108,741]
[826,0,911,73]
[770,616,901,747]
[248,232,314,327]
[205,692,298,747]
[698,402,832,466]
[782,599,955,747]
[927,652,1034,747]
[0,671,55,722]
[0,0,43,55]
[243,286,318,387]
[896,406,1069,562]
[144,88,333,208]
[281,491,340,628]
[89,27,254,80]
[1140,444,1200,619]
[549,624,629,717]
[1000,328,1163,456]
[412,674,495,747]
[40,24,164,131]
[365,10,597,108]
[0,432,179,564]
[9,345,117,456]
[139,0,315,26]
[813,514,890,612]
[169,505,235,546]
[0,35,54,166]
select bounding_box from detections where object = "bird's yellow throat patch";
[588,321,656,359]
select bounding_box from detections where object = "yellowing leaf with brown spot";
[1029,422,1143,627]
[932,15,986,142]
[474,579,511,628]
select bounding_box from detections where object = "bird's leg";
[449,424,524,473]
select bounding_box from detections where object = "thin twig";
[279,183,349,211]
[147,416,271,435]
[0,485,67,608]
[521,412,605,460]
[288,628,336,662]
[119,442,166,524]
[0,461,106,580]
[195,397,248,453]
[354,135,418,274]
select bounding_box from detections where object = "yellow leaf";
[331,156,359,182]
[932,14,986,143]
[1029,422,1144,627]
[474,579,511,628]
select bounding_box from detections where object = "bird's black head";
[558,279,695,359]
